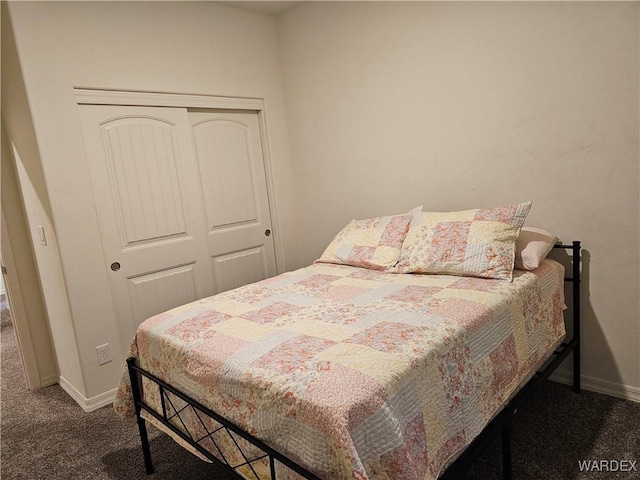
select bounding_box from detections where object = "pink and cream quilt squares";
[115,258,565,480]
[395,202,532,281]
[316,211,415,270]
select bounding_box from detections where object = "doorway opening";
[0,253,29,390]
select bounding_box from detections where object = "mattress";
[114,259,566,480]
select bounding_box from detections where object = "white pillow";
[515,227,557,271]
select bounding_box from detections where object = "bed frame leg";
[572,240,581,394]
[573,344,581,393]
[137,417,155,474]
[127,358,155,474]
[502,420,513,480]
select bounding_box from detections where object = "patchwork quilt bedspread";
[114,260,566,480]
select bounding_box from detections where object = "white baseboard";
[59,376,117,412]
[550,370,640,403]
[40,373,59,388]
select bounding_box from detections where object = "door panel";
[189,110,277,293]
[79,105,214,347]
[211,247,267,293]
[102,118,188,246]
[193,119,258,229]
[128,263,197,326]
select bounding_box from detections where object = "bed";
[114,203,581,480]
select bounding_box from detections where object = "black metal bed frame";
[127,241,581,480]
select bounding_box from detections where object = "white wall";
[4,1,299,402]
[2,120,59,388]
[2,7,82,391]
[278,2,639,393]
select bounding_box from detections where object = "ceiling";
[215,1,304,16]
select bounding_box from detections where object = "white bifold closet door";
[79,105,277,347]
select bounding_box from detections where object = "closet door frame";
[74,88,285,275]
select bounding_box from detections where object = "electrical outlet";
[96,343,112,366]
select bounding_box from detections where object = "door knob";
[265,229,271,237]
[110,262,121,272]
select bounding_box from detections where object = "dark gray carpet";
[0,295,235,480]
[1,295,638,479]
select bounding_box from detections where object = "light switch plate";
[37,226,47,246]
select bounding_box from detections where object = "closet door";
[79,105,214,346]
[189,110,277,293]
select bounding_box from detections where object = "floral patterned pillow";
[316,210,418,270]
[394,201,532,280]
